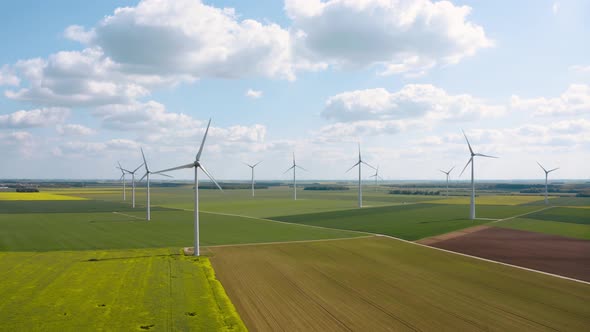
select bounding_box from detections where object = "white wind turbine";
[284,153,307,200]
[439,166,455,197]
[459,130,498,220]
[346,143,376,208]
[116,162,126,201]
[369,165,383,192]
[154,119,222,256]
[118,162,144,208]
[244,161,262,197]
[537,162,559,205]
[139,148,172,221]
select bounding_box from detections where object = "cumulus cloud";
[511,84,590,116]
[552,2,560,14]
[56,124,95,136]
[60,138,140,155]
[286,0,493,75]
[0,131,35,156]
[569,65,590,73]
[0,65,20,86]
[0,107,70,128]
[245,89,263,99]
[323,84,504,122]
[315,119,420,142]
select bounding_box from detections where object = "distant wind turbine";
[369,165,383,192]
[439,166,455,197]
[459,130,498,220]
[244,161,262,197]
[118,162,144,208]
[346,143,375,208]
[139,148,172,221]
[154,119,222,256]
[537,162,559,205]
[284,153,307,200]
[116,162,126,201]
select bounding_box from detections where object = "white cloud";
[60,138,140,155]
[552,2,560,14]
[323,84,504,122]
[286,0,493,75]
[5,49,150,107]
[0,65,20,86]
[0,107,70,128]
[511,84,590,116]
[72,0,297,81]
[245,89,263,99]
[0,131,35,156]
[569,65,590,73]
[64,25,96,44]
[56,124,95,136]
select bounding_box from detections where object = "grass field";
[0,248,245,331]
[271,203,541,240]
[210,237,590,331]
[0,209,363,251]
[0,192,87,201]
[525,207,590,224]
[426,195,547,205]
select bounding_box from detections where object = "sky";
[0,0,588,181]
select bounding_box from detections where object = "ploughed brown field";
[208,237,590,331]
[429,227,590,282]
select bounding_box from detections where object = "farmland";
[1,184,589,330]
[210,236,590,331]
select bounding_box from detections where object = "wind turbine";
[459,130,497,220]
[244,161,262,197]
[439,166,455,197]
[116,162,126,201]
[346,143,375,208]
[369,166,383,192]
[284,153,307,200]
[118,162,144,208]
[154,119,222,256]
[139,148,172,221]
[537,162,559,205]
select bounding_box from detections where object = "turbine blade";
[536,161,547,173]
[449,166,456,173]
[459,157,473,177]
[253,160,263,167]
[296,165,308,172]
[462,129,474,155]
[283,165,295,174]
[439,169,446,174]
[362,161,376,170]
[199,164,223,191]
[345,161,360,173]
[119,174,124,181]
[358,142,361,161]
[118,161,123,169]
[139,172,148,182]
[243,162,253,168]
[548,167,559,173]
[154,163,195,174]
[140,148,149,172]
[155,173,173,178]
[133,163,144,173]
[475,153,498,159]
[196,118,211,161]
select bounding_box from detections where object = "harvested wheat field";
[209,236,590,331]
[429,227,590,282]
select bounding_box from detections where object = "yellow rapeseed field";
[0,192,87,201]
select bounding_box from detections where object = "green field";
[494,217,590,240]
[0,248,245,331]
[211,237,590,331]
[526,207,590,224]
[271,203,541,240]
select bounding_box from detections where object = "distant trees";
[389,189,440,196]
[304,185,349,191]
[16,187,39,192]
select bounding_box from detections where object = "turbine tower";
[346,143,375,208]
[154,119,222,256]
[537,162,559,205]
[244,161,262,197]
[369,166,383,192]
[439,166,455,197]
[116,162,126,201]
[139,148,171,221]
[284,153,307,200]
[118,162,144,208]
[459,130,497,220]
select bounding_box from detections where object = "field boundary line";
[197,210,373,236]
[204,235,376,249]
[491,206,555,223]
[373,234,590,285]
[112,211,144,220]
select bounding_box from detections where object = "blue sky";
[0,0,588,181]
